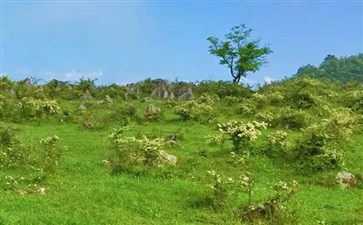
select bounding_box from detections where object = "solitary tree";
[207,24,272,83]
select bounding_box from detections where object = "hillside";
[0,75,362,224]
[295,53,363,83]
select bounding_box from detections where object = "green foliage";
[108,103,139,125]
[0,126,28,169]
[174,100,213,122]
[144,104,164,122]
[39,135,62,172]
[242,181,299,224]
[218,120,267,153]
[107,128,175,173]
[206,170,236,209]
[16,97,60,121]
[276,107,311,129]
[294,108,356,171]
[0,126,62,172]
[197,80,253,98]
[207,24,272,83]
[295,53,363,83]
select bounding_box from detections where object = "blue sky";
[1,1,362,85]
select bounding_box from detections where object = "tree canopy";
[295,53,363,83]
[207,24,272,83]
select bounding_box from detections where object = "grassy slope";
[0,101,362,225]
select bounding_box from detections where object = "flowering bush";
[197,93,216,105]
[206,170,235,209]
[266,130,290,156]
[174,101,213,122]
[0,126,62,173]
[16,97,60,120]
[144,104,164,122]
[107,128,176,173]
[294,107,356,171]
[218,120,267,153]
[205,134,226,146]
[276,107,311,129]
[242,180,299,224]
[0,126,28,169]
[109,103,139,125]
[40,135,62,172]
[239,100,256,115]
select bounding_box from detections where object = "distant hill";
[294,53,363,83]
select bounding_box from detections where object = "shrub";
[238,100,256,115]
[109,103,139,125]
[16,97,60,121]
[197,80,253,98]
[0,94,12,120]
[144,104,164,122]
[242,181,299,224]
[206,170,235,209]
[39,135,62,172]
[174,101,213,122]
[291,90,317,109]
[294,107,356,171]
[275,107,311,129]
[197,93,216,105]
[0,126,28,169]
[0,126,62,172]
[265,130,290,156]
[218,120,267,153]
[107,128,175,173]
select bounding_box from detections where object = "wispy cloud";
[43,70,103,82]
[264,76,275,84]
[242,77,258,85]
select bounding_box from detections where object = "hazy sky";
[1,1,362,85]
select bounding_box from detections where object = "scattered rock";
[22,78,32,86]
[9,89,16,96]
[336,171,357,189]
[81,90,93,100]
[151,83,170,100]
[105,95,113,104]
[125,87,140,100]
[78,104,87,111]
[101,159,110,165]
[144,104,162,121]
[39,187,46,195]
[15,189,27,195]
[83,122,94,129]
[178,87,194,100]
[149,79,194,100]
[159,151,177,166]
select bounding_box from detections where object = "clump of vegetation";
[293,107,356,172]
[106,127,176,173]
[174,100,213,122]
[16,97,60,121]
[218,120,267,153]
[144,104,164,122]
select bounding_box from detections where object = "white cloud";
[242,77,258,85]
[264,76,275,84]
[65,70,103,80]
[42,69,103,82]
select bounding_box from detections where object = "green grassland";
[0,75,363,225]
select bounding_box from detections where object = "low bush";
[218,120,267,154]
[174,100,213,122]
[107,127,176,173]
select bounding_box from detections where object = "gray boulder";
[125,87,139,100]
[178,87,194,100]
[158,151,177,166]
[336,171,357,189]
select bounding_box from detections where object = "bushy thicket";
[295,53,363,83]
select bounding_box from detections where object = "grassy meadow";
[0,75,362,225]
